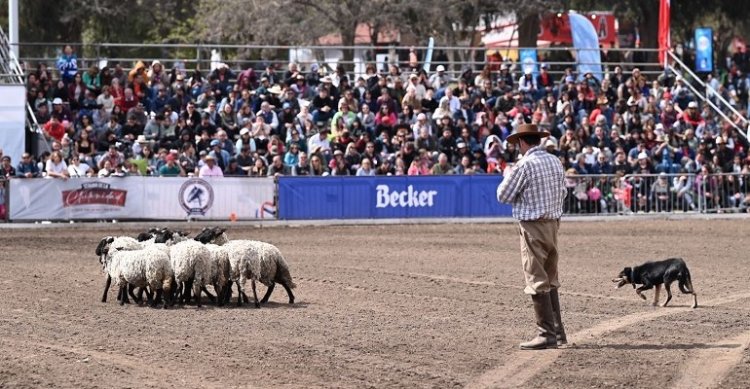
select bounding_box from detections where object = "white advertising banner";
[9,177,276,221]
[0,85,27,166]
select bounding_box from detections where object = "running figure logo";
[179,178,214,216]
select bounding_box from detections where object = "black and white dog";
[612,258,698,308]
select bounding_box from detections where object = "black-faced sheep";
[96,236,142,304]
[194,227,296,308]
[107,245,174,308]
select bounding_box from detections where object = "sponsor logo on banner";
[62,182,127,207]
[375,184,437,208]
[179,178,214,216]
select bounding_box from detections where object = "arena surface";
[0,219,749,388]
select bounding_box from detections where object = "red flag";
[658,0,670,67]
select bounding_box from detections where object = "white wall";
[0,85,26,166]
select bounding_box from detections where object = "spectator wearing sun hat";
[198,154,224,177]
[429,65,450,95]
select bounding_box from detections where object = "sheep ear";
[217,227,226,234]
[107,237,114,243]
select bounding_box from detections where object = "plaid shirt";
[497,145,565,221]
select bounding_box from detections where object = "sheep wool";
[112,247,172,289]
[169,239,211,302]
[108,246,174,306]
[204,243,231,300]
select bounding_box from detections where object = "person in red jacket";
[43,115,66,142]
[682,101,704,128]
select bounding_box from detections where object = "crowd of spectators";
[5,44,750,212]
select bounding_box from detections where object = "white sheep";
[107,245,174,308]
[169,239,211,307]
[194,227,296,307]
[96,236,143,303]
[204,243,231,306]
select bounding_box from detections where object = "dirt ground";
[0,219,749,389]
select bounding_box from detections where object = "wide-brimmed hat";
[506,124,550,144]
[268,85,283,95]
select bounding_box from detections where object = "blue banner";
[695,28,713,73]
[519,49,538,78]
[569,13,603,81]
[277,176,513,220]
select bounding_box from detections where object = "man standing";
[496,123,567,350]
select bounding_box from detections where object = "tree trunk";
[636,0,660,67]
[517,13,539,48]
[340,22,358,73]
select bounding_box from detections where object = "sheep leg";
[236,279,245,307]
[214,283,225,307]
[162,289,170,309]
[119,285,128,306]
[101,275,112,303]
[223,282,233,304]
[260,282,275,304]
[128,284,139,304]
[280,281,295,304]
[151,289,162,308]
[181,279,193,304]
[136,287,152,304]
[192,281,202,308]
[171,282,180,306]
[251,280,260,308]
[122,284,132,304]
[145,287,155,307]
[201,286,216,303]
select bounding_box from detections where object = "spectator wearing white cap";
[256,101,279,133]
[235,127,257,156]
[442,87,461,114]
[406,73,426,101]
[411,112,433,139]
[682,101,704,128]
[518,69,538,95]
[428,64,450,94]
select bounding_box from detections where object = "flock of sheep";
[95,226,296,309]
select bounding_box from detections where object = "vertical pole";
[8,0,19,60]
[3,179,9,222]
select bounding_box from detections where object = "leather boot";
[550,288,567,346]
[519,292,558,350]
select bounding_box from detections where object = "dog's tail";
[678,265,695,294]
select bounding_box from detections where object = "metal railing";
[564,173,701,215]
[697,172,750,214]
[667,51,749,138]
[13,42,663,78]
